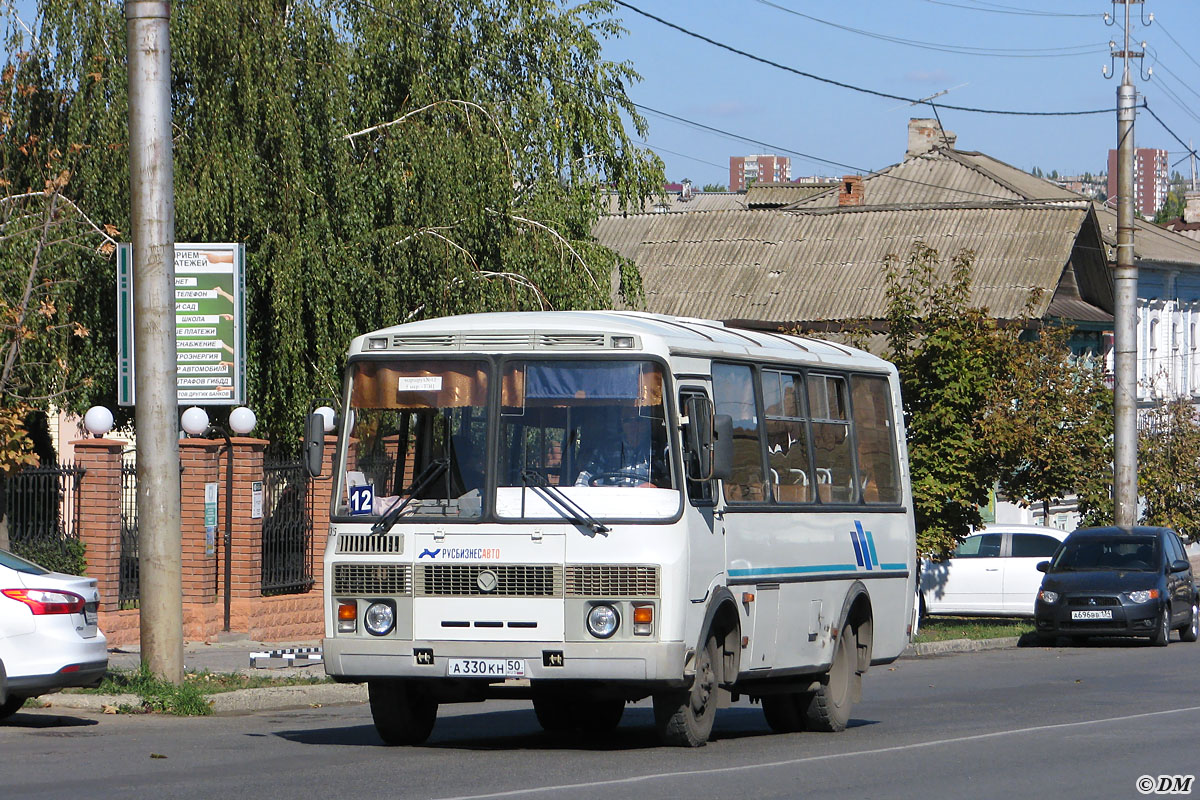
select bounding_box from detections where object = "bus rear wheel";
[761,691,814,734]
[368,679,438,745]
[806,624,858,733]
[654,633,719,747]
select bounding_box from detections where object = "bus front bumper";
[323,637,688,684]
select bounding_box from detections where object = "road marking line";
[433,704,1200,800]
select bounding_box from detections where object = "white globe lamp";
[83,406,114,438]
[180,406,210,437]
[314,405,336,433]
[229,406,256,435]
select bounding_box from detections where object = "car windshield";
[338,358,489,520]
[0,549,50,575]
[1050,536,1158,572]
[496,359,679,521]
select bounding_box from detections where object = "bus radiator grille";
[415,564,563,597]
[333,563,412,596]
[564,565,659,598]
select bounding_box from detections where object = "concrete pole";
[1113,74,1138,528]
[125,0,183,683]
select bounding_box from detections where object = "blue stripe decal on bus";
[849,526,866,568]
[861,522,880,569]
[879,563,907,570]
[852,521,873,570]
[729,564,860,577]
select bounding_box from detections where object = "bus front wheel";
[654,633,719,747]
[368,679,438,745]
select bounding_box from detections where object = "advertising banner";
[117,243,247,406]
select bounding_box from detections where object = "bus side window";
[808,374,855,503]
[851,375,902,504]
[713,363,765,503]
[763,370,812,504]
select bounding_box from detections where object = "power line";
[613,0,1117,116]
[921,0,1100,17]
[1141,101,1199,163]
[754,0,1109,58]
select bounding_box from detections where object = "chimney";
[838,175,864,207]
[1185,190,1200,224]
[680,178,693,202]
[906,117,957,158]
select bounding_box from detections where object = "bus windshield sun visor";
[520,469,611,535]
[370,458,449,536]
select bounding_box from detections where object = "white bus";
[311,311,917,746]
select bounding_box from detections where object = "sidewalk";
[32,634,1013,717]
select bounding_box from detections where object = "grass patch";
[68,667,331,715]
[914,616,1034,643]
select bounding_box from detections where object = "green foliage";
[988,323,1113,524]
[1,0,663,444]
[1138,398,1200,543]
[913,616,1033,643]
[93,666,213,715]
[884,244,1005,557]
[701,183,726,192]
[1154,190,1188,224]
[10,536,86,575]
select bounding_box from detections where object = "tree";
[701,183,726,192]
[1137,398,1200,543]
[988,322,1112,525]
[2,0,664,446]
[883,244,1007,557]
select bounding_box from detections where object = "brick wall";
[76,434,336,647]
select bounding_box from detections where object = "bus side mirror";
[304,413,325,478]
[712,414,733,481]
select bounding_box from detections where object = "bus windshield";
[336,357,679,522]
[340,359,490,520]
[496,359,678,521]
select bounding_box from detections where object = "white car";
[0,549,108,720]
[920,524,1069,617]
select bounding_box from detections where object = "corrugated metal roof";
[602,191,747,215]
[787,148,1082,209]
[595,203,1099,323]
[745,182,835,208]
[1091,201,1200,266]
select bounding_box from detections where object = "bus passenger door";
[681,389,724,602]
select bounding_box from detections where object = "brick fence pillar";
[72,438,125,613]
[179,438,221,604]
[226,437,268,602]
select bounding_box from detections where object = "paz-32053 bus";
[309,311,917,747]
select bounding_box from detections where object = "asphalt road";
[4,640,1199,800]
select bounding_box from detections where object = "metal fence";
[261,459,313,595]
[119,457,140,608]
[5,463,85,570]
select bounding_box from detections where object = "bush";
[11,537,87,576]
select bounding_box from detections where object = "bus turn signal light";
[337,601,357,633]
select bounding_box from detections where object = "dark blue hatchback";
[1033,526,1198,646]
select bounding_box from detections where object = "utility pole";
[125,0,183,683]
[1105,0,1149,528]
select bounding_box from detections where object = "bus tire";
[654,632,719,747]
[806,624,857,733]
[368,679,438,745]
[532,689,573,732]
[761,691,814,734]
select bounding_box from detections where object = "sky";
[597,0,1200,188]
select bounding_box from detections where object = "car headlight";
[586,604,620,639]
[1039,590,1059,604]
[1124,589,1159,604]
[364,601,396,636]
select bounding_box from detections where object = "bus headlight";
[586,604,620,639]
[364,601,396,636]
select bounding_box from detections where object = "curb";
[903,636,1022,657]
[42,683,367,715]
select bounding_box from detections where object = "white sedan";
[920,524,1069,617]
[0,548,108,720]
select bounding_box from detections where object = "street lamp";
[180,406,256,632]
[83,406,115,438]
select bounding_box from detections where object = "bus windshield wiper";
[371,458,449,536]
[520,469,610,535]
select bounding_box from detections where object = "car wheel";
[654,632,720,747]
[367,680,438,745]
[806,624,858,733]
[1149,606,1171,647]
[1179,599,1199,643]
[0,695,26,722]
